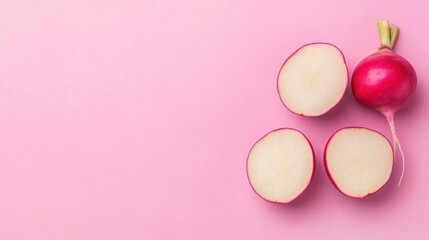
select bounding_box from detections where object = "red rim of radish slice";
[324,126,394,199]
[277,42,349,117]
[246,128,315,204]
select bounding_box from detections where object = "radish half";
[352,19,417,186]
[324,127,393,198]
[247,129,315,203]
[278,43,348,116]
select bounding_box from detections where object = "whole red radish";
[352,19,417,186]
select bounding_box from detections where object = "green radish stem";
[377,19,399,49]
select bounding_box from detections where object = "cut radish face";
[278,43,348,116]
[247,129,315,203]
[324,127,393,198]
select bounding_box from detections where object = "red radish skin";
[246,128,315,204]
[351,19,417,186]
[352,49,416,114]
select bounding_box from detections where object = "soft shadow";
[358,165,400,204]
[395,85,422,117]
[298,81,356,126]
[321,87,354,120]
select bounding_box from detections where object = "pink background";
[0,0,428,239]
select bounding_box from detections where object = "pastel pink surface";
[0,0,428,239]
